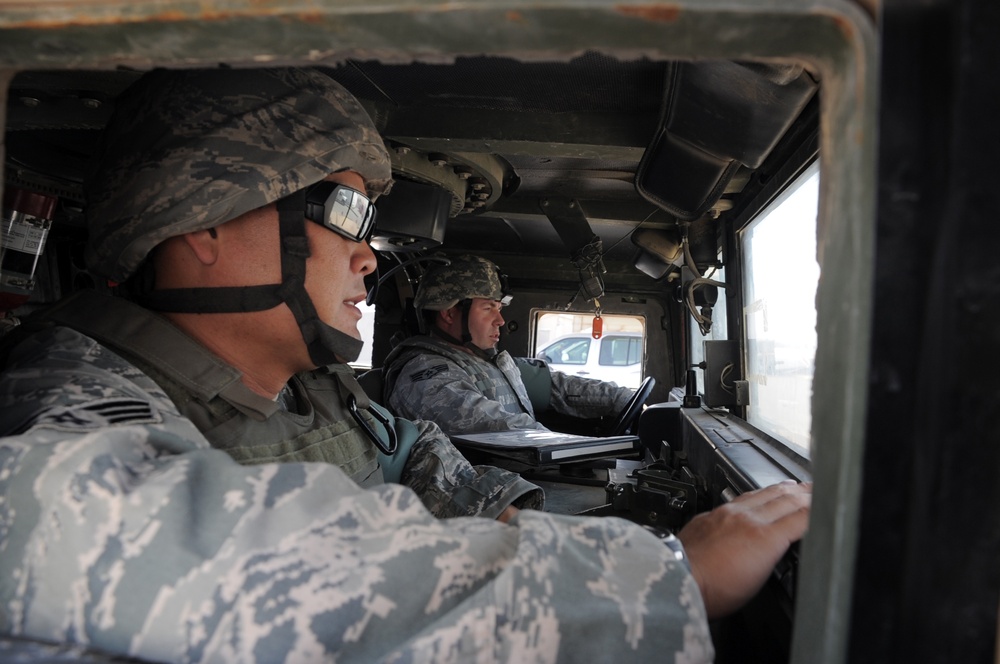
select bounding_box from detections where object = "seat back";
[356,367,385,404]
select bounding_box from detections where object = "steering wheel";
[606,376,656,436]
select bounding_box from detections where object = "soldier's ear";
[181,227,221,266]
[438,307,457,326]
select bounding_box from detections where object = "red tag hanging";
[592,314,603,339]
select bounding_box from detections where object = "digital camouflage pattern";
[86,67,392,283]
[414,255,509,311]
[14,290,542,520]
[0,636,141,663]
[384,334,634,437]
[393,415,545,516]
[385,335,538,434]
[0,324,714,663]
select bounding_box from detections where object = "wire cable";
[365,254,450,306]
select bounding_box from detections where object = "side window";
[546,338,590,364]
[599,336,641,367]
[740,161,819,452]
[350,301,376,369]
[629,337,641,364]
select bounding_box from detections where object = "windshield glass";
[533,311,646,388]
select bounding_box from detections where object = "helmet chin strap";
[273,193,364,366]
[139,191,364,366]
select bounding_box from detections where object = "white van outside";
[536,332,643,388]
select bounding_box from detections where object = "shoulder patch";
[409,364,449,382]
[24,398,162,434]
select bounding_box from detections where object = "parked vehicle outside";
[536,332,643,388]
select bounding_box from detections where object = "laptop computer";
[449,429,640,466]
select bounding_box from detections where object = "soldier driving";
[384,254,637,437]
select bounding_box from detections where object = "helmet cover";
[414,255,510,311]
[86,66,392,282]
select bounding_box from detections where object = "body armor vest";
[32,290,383,486]
[384,336,535,417]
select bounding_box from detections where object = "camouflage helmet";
[414,255,512,311]
[85,67,392,282]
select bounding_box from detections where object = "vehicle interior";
[2,1,997,663]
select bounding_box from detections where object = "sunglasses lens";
[305,183,376,242]
[329,187,374,240]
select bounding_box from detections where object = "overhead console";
[636,61,818,222]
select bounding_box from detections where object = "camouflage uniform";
[383,255,634,436]
[384,335,633,437]
[7,289,542,519]
[0,321,713,662]
[0,67,713,662]
[49,66,539,521]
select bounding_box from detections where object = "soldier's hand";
[497,505,519,523]
[678,481,811,619]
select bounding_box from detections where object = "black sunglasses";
[303,181,377,242]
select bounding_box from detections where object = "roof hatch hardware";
[539,197,606,307]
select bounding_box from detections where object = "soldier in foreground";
[384,254,636,437]
[0,66,810,662]
[0,67,540,524]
